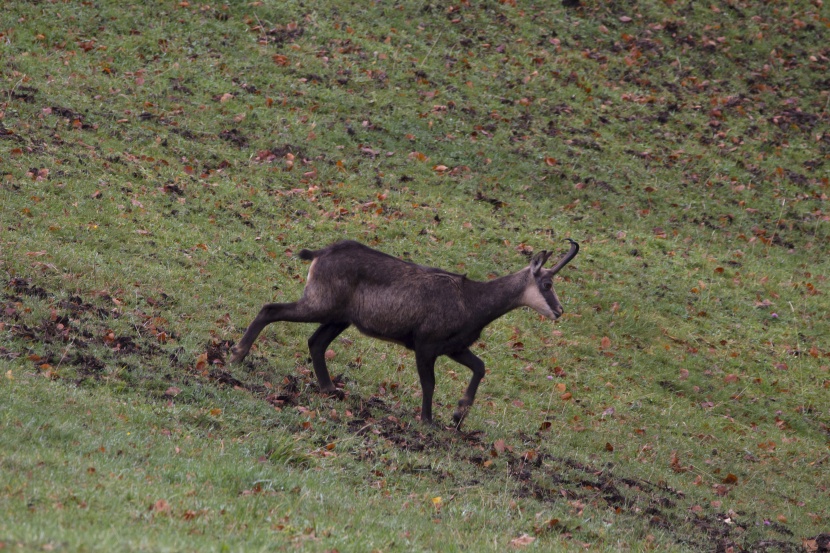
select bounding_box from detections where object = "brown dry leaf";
[600,336,611,349]
[670,450,688,473]
[510,534,535,548]
[152,499,170,513]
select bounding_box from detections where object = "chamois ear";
[530,250,554,276]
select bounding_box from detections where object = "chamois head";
[523,239,580,320]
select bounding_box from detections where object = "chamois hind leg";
[415,350,439,425]
[448,348,486,428]
[230,300,321,363]
[307,322,350,396]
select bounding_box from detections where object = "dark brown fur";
[231,239,578,427]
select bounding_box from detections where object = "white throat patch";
[521,283,555,319]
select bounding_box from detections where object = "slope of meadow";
[1,1,828,551]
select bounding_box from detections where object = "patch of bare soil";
[2,278,168,385]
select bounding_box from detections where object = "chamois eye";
[543,282,552,291]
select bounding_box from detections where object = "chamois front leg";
[307,322,350,397]
[448,348,486,428]
[415,350,438,424]
[230,300,320,363]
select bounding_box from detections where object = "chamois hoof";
[320,387,345,400]
[228,346,248,364]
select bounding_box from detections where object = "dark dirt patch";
[806,534,830,553]
[219,128,248,147]
[263,24,305,46]
[58,295,113,319]
[49,106,82,120]
[71,353,107,380]
[265,374,302,407]
[6,277,48,299]
[1,278,170,383]
[269,143,304,159]
[107,335,139,354]
[205,339,233,365]
[208,369,244,388]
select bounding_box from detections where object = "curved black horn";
[547,238,579,274]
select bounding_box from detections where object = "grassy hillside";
[1,1,828,551]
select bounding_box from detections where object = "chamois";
[230,239,579,427]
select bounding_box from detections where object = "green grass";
[1,0,828,551]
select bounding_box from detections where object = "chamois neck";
[470,269,529,322]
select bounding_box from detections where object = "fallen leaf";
[510,534,535,548]
[151,499,170,513]
[722,473,738,485]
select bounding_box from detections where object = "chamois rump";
[231,239,579,427]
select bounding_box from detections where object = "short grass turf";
[1,0,829,551]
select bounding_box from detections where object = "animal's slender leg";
[415,350,438,424]
[307,322,350,394]
[448,348,486,428]
[230,300,321,363]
